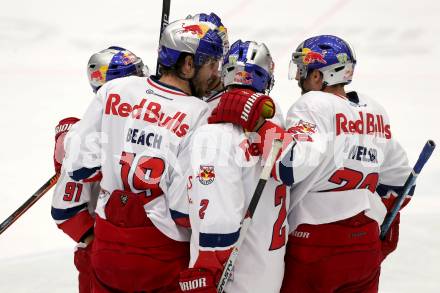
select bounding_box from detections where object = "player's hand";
[53,117,80,173]
[179,268,217,292]
[208,88,275,132]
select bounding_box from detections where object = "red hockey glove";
[381,212,400,260]
[208,88,275,131]
[255,120,292,158]
[53,117,80,173]
[179,268,217,293]
[74,241,93,293]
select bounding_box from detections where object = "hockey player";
[51,46,146,293]
[61,18,224,292]
[178,40,288,293]
[166,11,230,227]
[208,35,414,292]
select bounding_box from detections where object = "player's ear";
[311,69,323,88]
[181,55,195,78]
[311,69,322,81]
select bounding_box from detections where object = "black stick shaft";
[0,174,59,235]
[155,0,171,76]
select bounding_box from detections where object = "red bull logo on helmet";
[302,48,327,65]
[121,52,136,65]
[90,65,108,83]
[234,71,252,85]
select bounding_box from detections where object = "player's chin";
[194,84,209,98]
[208,76,221,90]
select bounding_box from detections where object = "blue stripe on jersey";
[199,229,240,248]
[376,183,416,197]
[279,147,295,186]
[51,203,88,221]
[170,209,189,220]
[69,167,100,181]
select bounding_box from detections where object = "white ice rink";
[0,0,439,292]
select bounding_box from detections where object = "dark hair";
[159,52,193,76]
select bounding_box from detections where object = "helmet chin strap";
[176,63,202,97]
[189,79,197,97]
[189,66,203,98]
[299,77,327,94]
[176,71,194,96]
[299,78,308,95]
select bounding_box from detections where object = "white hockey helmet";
[87,46,145,92]
[222,40,274,94]
[288,35,357,86]
[157,19,224,69]
[186,12,229,60]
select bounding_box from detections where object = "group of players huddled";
[51,12,414,293]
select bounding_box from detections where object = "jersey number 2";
[269,185,287,250]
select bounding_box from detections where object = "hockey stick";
[0,173,59,236]
[155,0,171,76]
[380,140,436,240]
[217,139,283,293]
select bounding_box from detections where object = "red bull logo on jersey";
[105,93,190,138]
[288,120,317,142]
[197,165,215,185]
[336,112,391,139]
[302,48,327,65]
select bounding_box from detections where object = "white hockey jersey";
[51,163,99,241]
[186,122,289,293]
[63,76,210,241]
[51,122,100,242]
[271,91,412,232]
[168,91,286,222]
